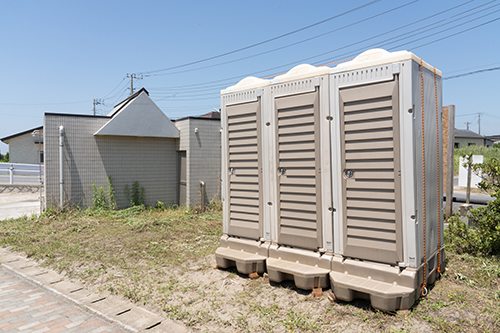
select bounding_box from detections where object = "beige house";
[454,129,487,148]
[1,126,43,164]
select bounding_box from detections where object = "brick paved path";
[0,267,127,332]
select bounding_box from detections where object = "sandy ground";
[0,192,40,220]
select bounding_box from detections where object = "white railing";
[0,163,44,184]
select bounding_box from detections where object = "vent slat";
[347,237,397,251]
[279,133,315,143]
[347,208,395,220]
[344,108,393,122]
[343,97,392,113]
[346,189,395,200]
[280,201,317,212]
[279,176,316,185]
[279,151,316,160]
[230,212,259,222]
[345,119,393,132]
[230,204,260,214]
[228,122,257,132]
[229,145,258,153]
[228,113,256,124]
[345,160,394,169]
[280,185,316,194]
[345,129,393,141]
[345,150,394,160]
[347,227,396,241]
[230,197,259,206]
[279,141,315,151]
[346,179,395,190]
[279,124,315,135]
[345,140,393,150]
[346,198,395,210]
[228,130,257,139]
[347,217,396,231]
[280,193,316,203]
[280,209,316,221]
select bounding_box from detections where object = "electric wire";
[137,0,382,75]
[148,2,500,101]
[146,0,491,95]
[145,1,418,78]
[444,66,500,79]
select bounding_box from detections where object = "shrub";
[446,157,500,256]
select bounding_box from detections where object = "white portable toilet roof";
[270,64,330,84]
[221,76,269,94]
[333,48,441,76]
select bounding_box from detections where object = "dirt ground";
[69,253,499,333]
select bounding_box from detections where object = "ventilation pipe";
[59,126,64,210]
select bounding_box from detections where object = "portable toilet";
[264,64,334,290]
[329,49,445,311]
[215,76,271,274]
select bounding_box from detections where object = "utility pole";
[477,112,483,135]
[465,121,471,130]
[127,74,143,95]
[93,99,104,116]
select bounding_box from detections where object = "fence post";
[9,164,13,184]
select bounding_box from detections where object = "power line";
[444,66,500,79]
[146,1,418,78]
[147,0,497,96]
[137,0,382,75]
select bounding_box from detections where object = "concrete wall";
[6,131,43,164]
[175,118,221,207]
[44,114,178,209]
[455,137,484,148]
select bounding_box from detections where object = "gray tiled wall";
[175,118,221,207]
[44,114,178,209]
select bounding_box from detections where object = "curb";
[0,248,187,332]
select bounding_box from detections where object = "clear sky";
[1,0,499,155]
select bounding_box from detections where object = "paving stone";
[115,306,162,331]
[86,296,134,318]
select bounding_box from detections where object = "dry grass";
[0,206,499,332]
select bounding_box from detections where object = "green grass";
[0,207,499,332]
[454,146,500,176]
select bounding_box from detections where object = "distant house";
[43,88,220,209]
[454,129,489,148]
[0,126,44,164]
[485,135,500,146]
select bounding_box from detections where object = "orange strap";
[420,59,427,297]
[434,68,441,275]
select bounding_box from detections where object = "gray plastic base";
[215,236,269,275]
[330,247,445,311]
[266,245,332,290]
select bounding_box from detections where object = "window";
[468,143,476,146]
[454,143,460,148]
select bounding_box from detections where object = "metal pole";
[38,131,42,214]
[445,105,455,219]
[9,164,13,184]
[59,126,64,210]
[200,181,206,212]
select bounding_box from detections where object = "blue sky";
[1,0,499,154]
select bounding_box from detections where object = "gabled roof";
[95,88,179,138]
[455,129,484,139]
[1,126,43,143]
